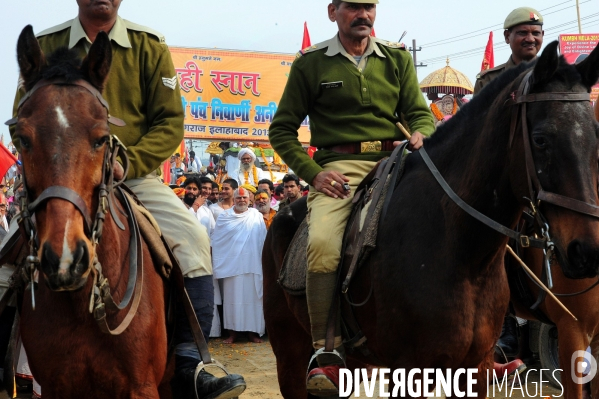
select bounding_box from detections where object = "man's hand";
[192,196,206,211]
[113,161,124,181]
[312,171,350,199]
[393,131,426,151]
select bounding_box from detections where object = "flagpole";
[576,0,582,33]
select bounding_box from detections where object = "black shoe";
[496,315,520,358]
[196,370,246,399]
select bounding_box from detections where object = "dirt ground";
[0,336,565,398]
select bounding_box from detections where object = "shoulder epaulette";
[373,37,406,50]
[36,19,73,38]
[476,62,507,79]
[295,40,330,59]
[123,20,166,44]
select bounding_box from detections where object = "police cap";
[504,7,543,30]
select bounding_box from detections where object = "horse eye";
[532,135,547,148]
[94,136,109,149]
[19,136,31,150]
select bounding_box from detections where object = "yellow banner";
[169,47,310,144]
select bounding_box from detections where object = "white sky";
[2,0,598,140]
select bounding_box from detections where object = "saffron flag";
[302,22,311,49]
[480,31,494,72]
[0,143,17,180]
[370,28,376,37]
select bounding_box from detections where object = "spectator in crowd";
[241,184,257,207]
[199,176,215,206]
[209,181,220,204]
[278,173,301,209]
[258,179,279,211]
[231,148,267,187]
[188,150,202,173]
[0,193,8,237]
[211,187,267,344]
[184,177,215,235]
[210,179,237,221]
[254,189,276,230]
[273,184,285,202]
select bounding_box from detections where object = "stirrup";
[306,347,347,376]
[193,358,231,399]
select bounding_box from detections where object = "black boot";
[496,315,520,358]
[171,367,246,399]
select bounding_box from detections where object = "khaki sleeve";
[125,44,184,180]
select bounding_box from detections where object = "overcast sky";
[2,0,597,140]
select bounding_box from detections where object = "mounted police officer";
[8,1,245,398]
[269,0,435,396]
[474,7,544,94]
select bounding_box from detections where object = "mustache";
[351,19,372,28]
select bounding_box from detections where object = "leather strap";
[419,147,546,249]
[538,190,599,218]
[28,186,93,235]
[516,92,591,104]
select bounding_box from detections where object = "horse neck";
[425,100,524,252]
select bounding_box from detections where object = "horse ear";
[532,41,559,88]
[16,25,46,91]
[575,41,599,90]
[81,31,112,92]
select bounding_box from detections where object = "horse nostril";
[42,241,60,272]
[72,240,90,276]
[567,239,599,276]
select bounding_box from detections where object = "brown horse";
[511,97,599,399]
[263,41,599,398]
[9,26,170,398]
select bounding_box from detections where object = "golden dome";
[420,58,473,95]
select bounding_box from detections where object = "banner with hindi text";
[559,34,599,103]
[169,47,310,144]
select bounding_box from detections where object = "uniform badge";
[321,81,343,89]
[162,76,177,90]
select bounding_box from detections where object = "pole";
[576,0,582,34]
[409,39,426,76]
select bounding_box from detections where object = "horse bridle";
[418,69,597,295]
[4,78,148,335]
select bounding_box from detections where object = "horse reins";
[419,69,597,298]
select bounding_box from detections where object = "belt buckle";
[360,141,382,153]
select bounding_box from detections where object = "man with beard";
[474,7,544,94]
[184,176,215,235]
[254,189,276,230]
[8,1,246,398]
[258,179,279,211]
[278,173,301,210]
[211,187,267,344]
[231,148,267,187]
[210,179,237,221]
[209,181,220,204]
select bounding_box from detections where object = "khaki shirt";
[11,17,183,181]
[473,56,518,95]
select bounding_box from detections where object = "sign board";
[169,47,310,143]
[559,34,599,102]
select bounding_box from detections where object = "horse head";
[511,40,599,279]
[13,25,113,291]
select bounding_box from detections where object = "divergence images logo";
[571,350,598,384]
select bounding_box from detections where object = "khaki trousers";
[126,175,212,277]
[307,160,377,274]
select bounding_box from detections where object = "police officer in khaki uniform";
[473,7,544,95]
[269,0,435,396]
[9,1,245,398]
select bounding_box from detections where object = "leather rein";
[419,69,597,296]
[5,78,146,335]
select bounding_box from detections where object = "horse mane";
[40,47,85,83]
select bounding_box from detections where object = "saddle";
[278,142,408,296]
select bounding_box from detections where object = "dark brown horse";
[511,96,599,399]
[263,41,599,398]
[9,26,170,398]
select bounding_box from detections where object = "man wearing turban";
[230,148,267,187]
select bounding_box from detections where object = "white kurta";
[211,207,267,334]
[230,166,267,187]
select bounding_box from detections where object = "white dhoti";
[209,276,222,337]
[222,274,265,335]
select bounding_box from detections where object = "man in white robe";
[228,148,267,187]
[211,187,267,343]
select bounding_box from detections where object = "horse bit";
[4,78,147,335]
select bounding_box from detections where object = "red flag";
[370,28,376,37]
[162,161,171,184]
[480,31,494,72]
[302,22,311,49]
[0,143,17,179]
